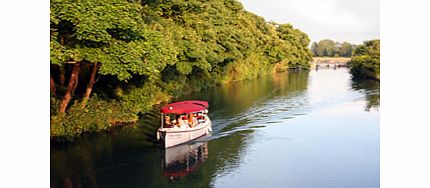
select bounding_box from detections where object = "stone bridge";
[311,57,351,69]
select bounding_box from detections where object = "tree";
[311,40,354,57]
[311,42,320,56]
[338,42,353,57]
[51,0,162,112]
[50,0,314,139]
[348,39,380,80]
[317,39,336,56]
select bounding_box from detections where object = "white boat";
[157,100,212,148]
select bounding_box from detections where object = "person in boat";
[196,112,205,123]
[178,115,188,129]
[171,116,177,126]
[164,115,173,128]
[188,113,198,127]
[193,113,198,124]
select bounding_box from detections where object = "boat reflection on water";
[161,136,209,180]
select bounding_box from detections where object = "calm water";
[51,68,380,188]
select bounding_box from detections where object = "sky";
[237,0,380,44]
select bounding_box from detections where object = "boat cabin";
[160,100,209,129]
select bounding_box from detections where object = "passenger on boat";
[196,113,205,123]
[192,113,198,125]
[171,115,177,125]
[188,113,198,127]
[178,115,188,129]
[164,116,173,128]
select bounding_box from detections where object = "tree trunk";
[81,62,99,109]
[59,62,80,113]
[59,66,66,86]
[50,74,56,96]
[59,36,66,86]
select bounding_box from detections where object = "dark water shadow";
[351,79,380,111]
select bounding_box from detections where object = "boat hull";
[158,119,212,148]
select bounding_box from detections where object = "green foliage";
[348,40,380,80]
[311,39,356,57]
[50,95,133,141]
[274,23,313,69]
[338,42,354,57]
[50,0,313,140]
[50,86,169,140]
[121,84,170,114]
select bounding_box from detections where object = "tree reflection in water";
[351,79,380,111]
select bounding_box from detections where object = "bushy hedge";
[348,40,380,80]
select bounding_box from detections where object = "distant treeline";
[311,39,357,57]
[50,0,312,140]
[348,40,380,80]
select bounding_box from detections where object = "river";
[51,67,380,188]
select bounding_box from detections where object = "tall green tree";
[311,39,355,57]
[311,42,321,57]
[338,42,354,57]
[318,39,336,56]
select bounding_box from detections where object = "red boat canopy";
[160,100,209,114]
